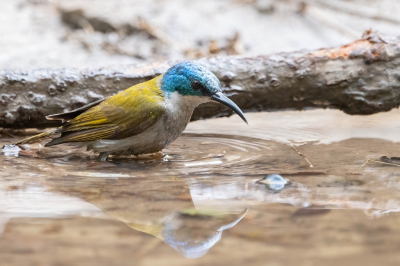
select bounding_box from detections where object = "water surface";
[1,109,400,266]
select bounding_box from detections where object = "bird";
[14,61,247,161]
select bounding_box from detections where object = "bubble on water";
[1,144,21,157]
[257,174,289,191]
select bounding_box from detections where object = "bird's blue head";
[161,61,221,97]
[161,61,247,123]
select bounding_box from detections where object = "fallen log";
[1,31,400,129]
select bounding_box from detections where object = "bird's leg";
[97,152,109,162]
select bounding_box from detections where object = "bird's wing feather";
[46,76,165,146]
[46,97,109,122]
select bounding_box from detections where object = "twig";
[354,159,400,174]
[291,144,313,168]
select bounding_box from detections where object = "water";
[1,109,400,265]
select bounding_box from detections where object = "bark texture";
[1,31,400,129]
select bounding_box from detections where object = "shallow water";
[1,109,400,265]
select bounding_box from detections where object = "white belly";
[88,92,209,156]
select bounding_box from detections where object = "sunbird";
[14,62,247,161]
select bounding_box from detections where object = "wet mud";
[1,109,400,265]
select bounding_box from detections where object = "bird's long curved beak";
[211,92,248,124]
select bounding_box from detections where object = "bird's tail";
[14,128,61,146]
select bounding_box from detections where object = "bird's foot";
[151,151,165,159]
[132,152,165,160]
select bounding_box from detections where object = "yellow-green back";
[46,75,166,146]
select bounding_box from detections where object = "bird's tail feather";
[14,128,61,145]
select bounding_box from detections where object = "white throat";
[164,91,210,121]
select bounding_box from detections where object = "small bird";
[14,61,247,161]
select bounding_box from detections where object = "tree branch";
[1,31,400,129]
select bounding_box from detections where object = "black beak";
[211,92,248,124]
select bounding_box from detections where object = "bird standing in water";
[15,62,247,161]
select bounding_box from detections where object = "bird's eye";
[191,80,204,91]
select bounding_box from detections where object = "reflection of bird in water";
[46,175,248,258]
[13,62,247,161]
[159,208,248,259]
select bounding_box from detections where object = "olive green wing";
[15,98,109,145]
[46,97,109,122]
[45,77,165,146]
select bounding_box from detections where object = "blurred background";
[2,0,400,70]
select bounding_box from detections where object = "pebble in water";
[257,174,289,191]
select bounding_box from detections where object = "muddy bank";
[1,31,400,128]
